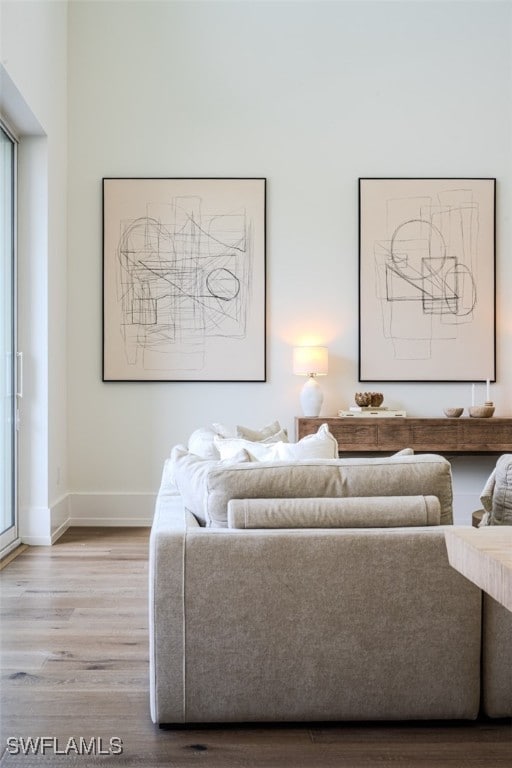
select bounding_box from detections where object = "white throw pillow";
[213,420,286,442]
[188,421,286,459]
[170,444,252,524]
[274,423,338,460]
[215,435,279,461]
[236,421,288,442]
[211,422,236,439]
[215,423,338,462]
[188,428,221,460]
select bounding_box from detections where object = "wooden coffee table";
[444,526,512,612]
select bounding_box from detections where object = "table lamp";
[293,346,328,417]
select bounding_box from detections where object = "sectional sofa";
[149,445,512,725]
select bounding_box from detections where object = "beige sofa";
[149,452,512,725]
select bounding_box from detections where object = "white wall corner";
[20,505,52,546]
[20,495,71,545]
[50,493,70,542]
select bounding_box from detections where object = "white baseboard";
[20,493,155,545]
[69,492,156,527]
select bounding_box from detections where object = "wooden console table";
[296,417,512,454]
[445,527,512,612]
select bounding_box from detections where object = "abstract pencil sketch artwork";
[103,178,266,381]
[358,178,496,382]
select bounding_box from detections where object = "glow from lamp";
[293,346,328,417]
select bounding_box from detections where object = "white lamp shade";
[293,346,328,376]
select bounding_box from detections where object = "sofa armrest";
[149,494,198,724]
[227,495,441,529]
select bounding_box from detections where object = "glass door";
[1,123,19,556]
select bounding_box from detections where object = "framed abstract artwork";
[103,177,266,381]
[358,177,496,382]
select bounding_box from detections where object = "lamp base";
[300,376,323,418]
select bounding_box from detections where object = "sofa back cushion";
[203,454,452,527]
[170,445,251,525]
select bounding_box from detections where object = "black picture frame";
[358,177,496,383]
[103,177,266,382]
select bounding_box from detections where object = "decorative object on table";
[469,379,495,417]
[469,403,495,418]
[293,346,328,417]
[102,177,266,381]
[338,408,406,418]
[355,391,384,407]
[358,177,496,382]
[443,408,464,418]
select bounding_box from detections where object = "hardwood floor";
[1,527,510,767]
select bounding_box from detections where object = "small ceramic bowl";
[469,405,495,418]
[443,407,464,418]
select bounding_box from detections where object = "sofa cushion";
[188,420,287,460]
[204,454,453,527]
[215,423,338,462]
[227,495,441,529]
[170,445,251,525]
[235,420,288,442]
[188,428,222,460]
[479,454,512,526]
[213,420,287,441]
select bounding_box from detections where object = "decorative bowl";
[355,391,384,408]
[443,407,464,418]
[354,392,372,407]
[469,404,495,418]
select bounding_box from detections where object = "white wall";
[0,0,68,543]
[5,0,511,531]
[67,0,512,523]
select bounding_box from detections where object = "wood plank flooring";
[1,527,510,767]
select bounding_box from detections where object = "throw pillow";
[211,422,236,438]
[188,428,221,460]
[170,445,251,524]
[480,454,512,526]
[274,424,339,460]
[213,420,287,442]
[188,421,288,459]
[215,423,338,462]
[214,436,280,461]
[236,420,288,442]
